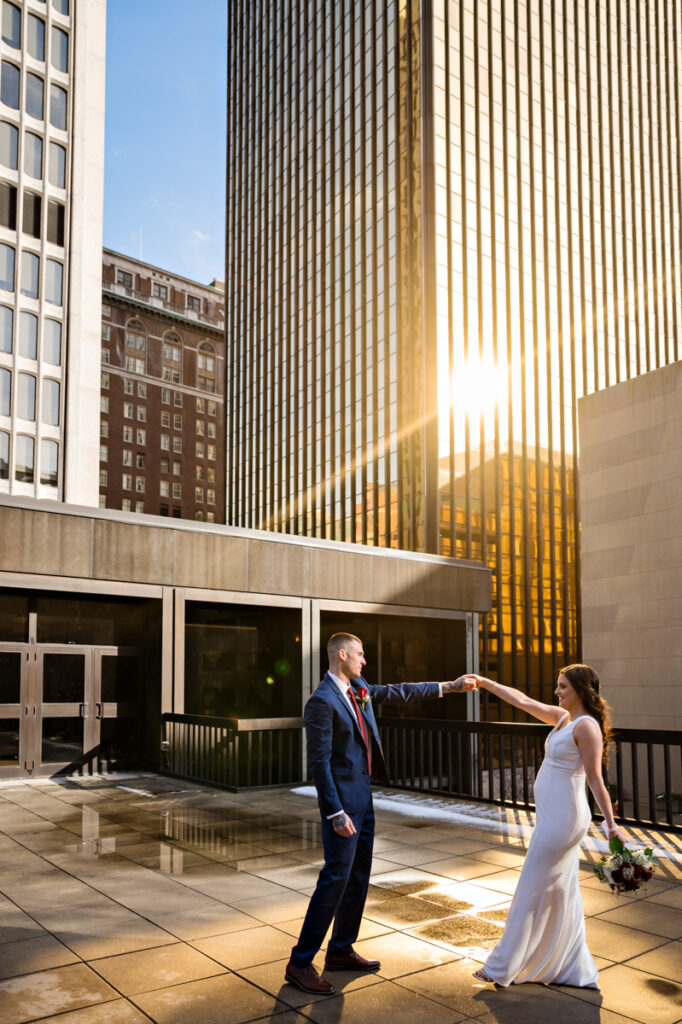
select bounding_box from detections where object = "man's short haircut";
[327,632,362,660]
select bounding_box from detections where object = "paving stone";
[130,971,290,1024]
[0,964,117,1024]
[0,934,78,982]
[563,963,682,1024]
[89,941,226,995]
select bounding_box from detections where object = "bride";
[461,664,623,989]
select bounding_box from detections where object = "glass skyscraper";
[226,1,681,704]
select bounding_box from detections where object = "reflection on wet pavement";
[413,912,504,950]
[0,772,680,1024]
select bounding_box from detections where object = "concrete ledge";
[0,496,492,613]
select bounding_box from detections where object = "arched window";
[162,330,182,384]
[197,341,216,393]
[125,319,146,374]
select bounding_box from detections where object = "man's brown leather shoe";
[324,950,381,972]
[284,961,335,995]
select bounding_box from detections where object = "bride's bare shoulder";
[573,715,602,741]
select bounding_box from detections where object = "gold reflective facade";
[226,1,681,703]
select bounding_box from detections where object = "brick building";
[99,249,225,522]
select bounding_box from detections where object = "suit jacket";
[304,672,441,817]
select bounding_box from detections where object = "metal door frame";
[0,643,142,778]
[0,643,31,778]
[34,645,95,777]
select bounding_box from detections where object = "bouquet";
[594,836,657,893]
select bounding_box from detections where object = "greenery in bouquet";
[594,836,657,894]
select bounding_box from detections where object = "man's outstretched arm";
[365,678,476,705]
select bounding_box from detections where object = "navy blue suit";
[290,673,441,967]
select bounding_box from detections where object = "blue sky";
[103,0,227,285]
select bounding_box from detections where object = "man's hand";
[332,812,357,837]
[442,677,478,693]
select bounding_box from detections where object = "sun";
[439,349,509,455]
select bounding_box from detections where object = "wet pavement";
[0,774,680,1024]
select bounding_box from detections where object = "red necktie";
[348,687,371,775]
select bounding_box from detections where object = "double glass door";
[0,645,140,778]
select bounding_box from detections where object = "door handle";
[96,702,103,719]
[79,703,88,718]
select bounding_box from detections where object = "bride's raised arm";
[459,674,566,727]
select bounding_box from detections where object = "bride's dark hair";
[559,664,614,766]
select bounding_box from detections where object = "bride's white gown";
[482,713,599,988]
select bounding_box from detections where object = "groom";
[285,631,474,995]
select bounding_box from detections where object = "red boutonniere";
[356,686,370,710]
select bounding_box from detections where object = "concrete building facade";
[0,0,105,507]
[0,495,491,779]
[100,249,225,523]
[579,360,682,734]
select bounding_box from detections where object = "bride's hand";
[459,673,488,690]
[603,823,627,843]
[449,675,479,691]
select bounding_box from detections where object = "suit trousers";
[290,795,375,967]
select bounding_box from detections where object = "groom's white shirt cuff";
[325,673,443,820]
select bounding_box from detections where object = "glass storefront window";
[319,612,468,722]
[0,590,28,640]
[36,593,160,646]
[184,602,302,719]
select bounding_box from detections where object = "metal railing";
[159,713,681,831]
[161,713,303,790]
[379,718,682,832]
[380,718,549,810]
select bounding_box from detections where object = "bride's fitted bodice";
[541,714,589,777]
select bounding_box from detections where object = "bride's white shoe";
[472,968,493,983]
